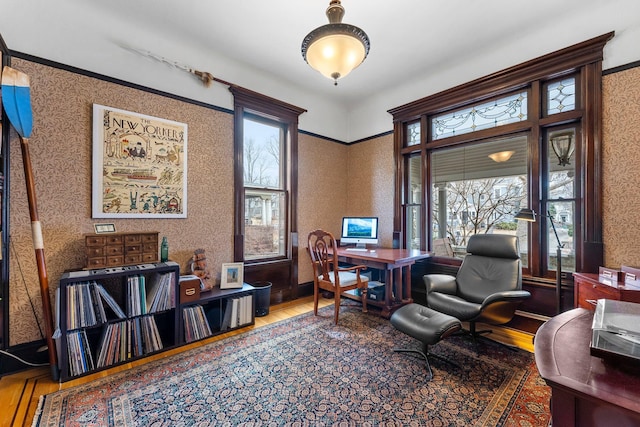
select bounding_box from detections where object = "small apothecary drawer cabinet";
[84,232,159,269]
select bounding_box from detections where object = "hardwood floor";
[0,296,535,427]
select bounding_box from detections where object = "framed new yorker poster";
[92,104,188,218]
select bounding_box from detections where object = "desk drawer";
[125,244,142,254]
[142,253,157,262]
[143,243,157,253]
[107,255,125,266]
[86,247,105,257]
[124,254,143,264]
[125,235,142,244]
[86,257,106,268]
[141,233,158,243]
[105,245,124,256]
[105,235,124,245]
[577,280,617,309]
[86,236,106,246]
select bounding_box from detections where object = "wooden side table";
[573,272,640,310]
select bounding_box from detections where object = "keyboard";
[344,248,369,252]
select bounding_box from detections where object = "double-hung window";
[242,116,287,260]
[230,86,305,299]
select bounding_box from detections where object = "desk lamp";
[515,208,564,314]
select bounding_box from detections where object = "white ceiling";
[1,0,639,142]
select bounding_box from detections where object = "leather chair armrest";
[481,290,531,308]
[423,274,457,295]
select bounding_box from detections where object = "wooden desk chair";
[307,229,368,324]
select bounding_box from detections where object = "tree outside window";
[243,117,286,260]
[431,136,528,261]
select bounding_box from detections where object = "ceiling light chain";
[301,0,370,86]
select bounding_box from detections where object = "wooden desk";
[573,272,640,310]
[333,247,430,318]
[534,308,640,426]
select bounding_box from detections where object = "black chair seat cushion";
[427,291,482,321]
[390,304,462,346]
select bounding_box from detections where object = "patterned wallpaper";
[8,59,235,345]
[297,135,349,284]
[6,59,392,346]
[602,66,640,268]
[344,133,395,249]
[6,57,637,345]
[297,133,395,284]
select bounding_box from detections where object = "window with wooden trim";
[243,116,287,260]
[230,86,305,265]
[390,33,613,283]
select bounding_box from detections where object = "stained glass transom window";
[547,77,576,115]
[432,92,527,140]
[407,121,421,146]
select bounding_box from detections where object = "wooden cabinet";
[84,232,159,269]
[57,262,254,382]
[573,272,640,310]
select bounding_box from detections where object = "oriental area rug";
[33,305,550,426]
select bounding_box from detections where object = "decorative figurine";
[187,248,214,291]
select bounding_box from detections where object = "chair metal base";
[456,323,519,352]
[393,342,460,381]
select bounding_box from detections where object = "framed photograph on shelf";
[93,223,116,234]
[220,262,244,289]
[92,104,188,218]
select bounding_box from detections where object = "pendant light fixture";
[488,150,515,163]
[301,0,370,85]
[550,130,575,166]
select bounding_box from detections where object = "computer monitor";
[340,217,379,248]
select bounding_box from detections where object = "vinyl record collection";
[59,272,175,376]
[183,294,253,343]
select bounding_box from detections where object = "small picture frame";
[220,262,244,289]
[94,223,116,234]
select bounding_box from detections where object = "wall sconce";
[301,0,370,85]
[550,131,575,166]
[514,208,564,314]
[488,150,515,162]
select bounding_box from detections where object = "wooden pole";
[21,136,58,380]
[2,66,58,380]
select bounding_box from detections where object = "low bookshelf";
[180,284,255,344]
[56,262,255,382]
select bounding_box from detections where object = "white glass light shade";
[301,1,370,85]
[305,32,367,81]
[488,150,515,162]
